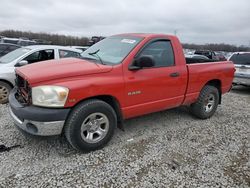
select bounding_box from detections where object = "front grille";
[15,74,31,105]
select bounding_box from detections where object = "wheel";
[64,99,117,152]
[0,81,12,104]
[190,85,219,119]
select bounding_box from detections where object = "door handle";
[170,72,180,77]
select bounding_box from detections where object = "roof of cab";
[114,33,176,39]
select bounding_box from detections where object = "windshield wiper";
[88,49,105,65]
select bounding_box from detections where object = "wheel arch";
[204,79,222,104]
[72,95,124,128]
[0,79,14,88]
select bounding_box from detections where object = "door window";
[24,49,54,64]
[59,50,80,58]
[0,45,7,56]
[138,40,175,67]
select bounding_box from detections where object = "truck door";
[123,39,187,118]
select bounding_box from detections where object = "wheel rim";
[204,94,215,113]
[80,112,109,144]
[0,85,9,103]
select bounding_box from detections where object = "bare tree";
[0,30,89,46]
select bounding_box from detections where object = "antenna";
[174,30,178,36]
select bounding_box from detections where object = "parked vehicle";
[194,50,219,60]
[0,37,37,46]
[0,43,21,57]
[215,52,227,61]
[229,52,250,86]
[0,45,81,104]
[70,46,89,52]
[33,39,52,45]
[9,33,235,152]
[185,54,214,64]
[88,36,105,46]
[185,54,209,60]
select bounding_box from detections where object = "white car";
[228,52,250,87]
[0,45,81,104]
[70,46,89,52]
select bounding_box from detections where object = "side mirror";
[129,55,155,70]
[15,60,28,67]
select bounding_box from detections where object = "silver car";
[229,52,250,87]
[0,45,81,104]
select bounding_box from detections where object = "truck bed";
[182,61,235,105]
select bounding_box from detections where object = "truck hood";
[16,58,113,84]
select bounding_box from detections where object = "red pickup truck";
[9,33,235,152]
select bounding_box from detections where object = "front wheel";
[0,81,12,104]
[190,85,219,119]
[64,99,117,152]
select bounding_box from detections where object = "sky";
[0,0,249,46]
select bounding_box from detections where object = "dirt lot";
[0,86,249,187]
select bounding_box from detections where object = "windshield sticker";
[121,39,136,44]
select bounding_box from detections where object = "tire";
[0,81,12,104]
[190,85,219,119]
[64,99,117,152]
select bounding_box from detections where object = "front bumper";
[9,89,71,136]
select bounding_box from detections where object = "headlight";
[32,86,69,107]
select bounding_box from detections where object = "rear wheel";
[190,85,219,119]
[0,81,12,104]
[64,99,117,152]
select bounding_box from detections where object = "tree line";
[182,43,249,52]
[0,30,89,46]
[0,30,249,52]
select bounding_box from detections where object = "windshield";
[0,48,31,64]
[81,36,143,65]
[229,53,250,65]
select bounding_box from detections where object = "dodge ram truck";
[9,33,235,152]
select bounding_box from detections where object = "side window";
[24,49,54,64]
[24,51,40,63]
[44,49,54,60]
[0,45,7,56]
[9,46,19,51]
[59,50,80,58]
[212,52,216,58]
[138,40,175,67]
[0,45,6,51]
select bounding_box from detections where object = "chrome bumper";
[9,107,65,136]
[233,77,250,86]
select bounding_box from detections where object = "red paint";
[16,33,235,119]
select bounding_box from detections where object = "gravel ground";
[0,86,249,188]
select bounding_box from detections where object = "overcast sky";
[0,0,249,45]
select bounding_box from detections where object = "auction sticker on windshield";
[121,39,136,44]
